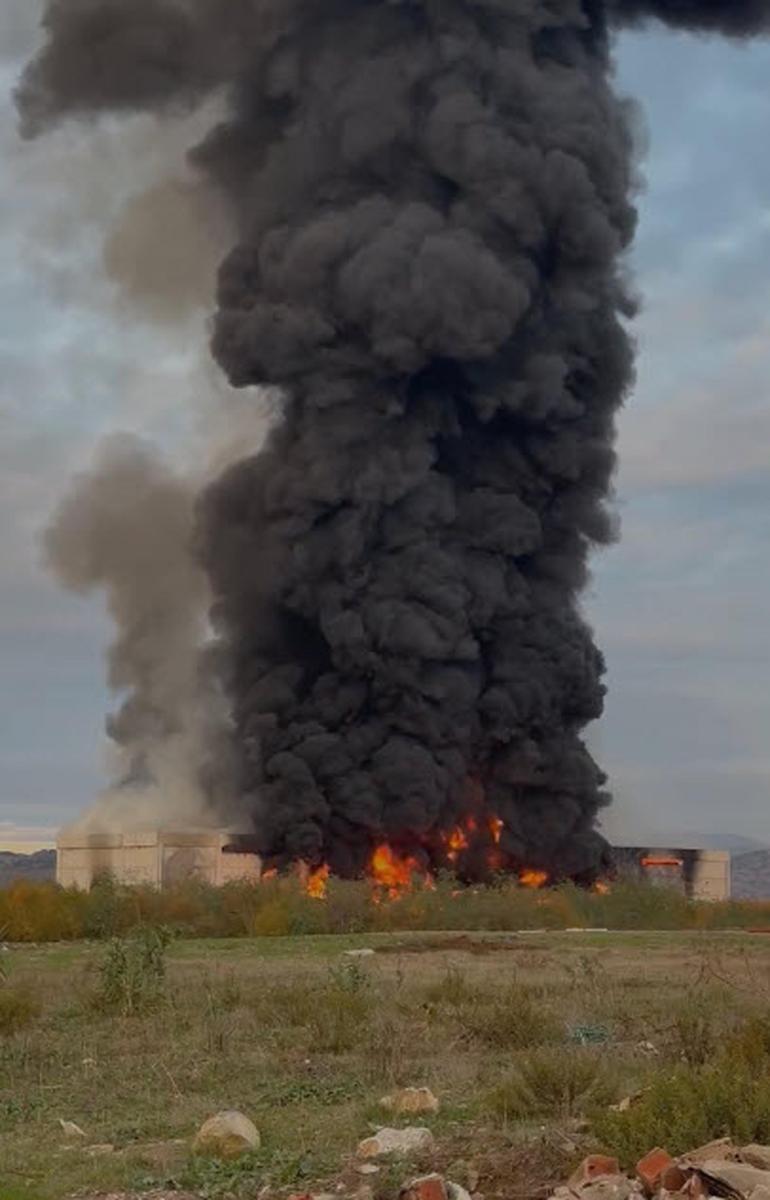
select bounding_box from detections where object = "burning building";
[19,1,770,888]
[612,847,731,902]
[56,829,731,903]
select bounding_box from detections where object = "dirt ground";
[2,929,769,1200]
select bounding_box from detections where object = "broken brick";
[636,1149,675,1195]
[399,1175,449,1200]
[660,1165,689,1193]
[569,1157,621,1187]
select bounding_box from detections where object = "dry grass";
[3,929,770,1200]
[5,877,770,945]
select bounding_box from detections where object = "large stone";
[741,1148,770,1172]
[192,1110,261,1160]
[381,1088,440,1116]
[358,1127,435,1159]
[577,1178,638,1200]
[698,1161,770,1197]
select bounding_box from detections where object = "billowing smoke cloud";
[18,0,770,879]
[45,434,236,833]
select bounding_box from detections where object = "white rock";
[447,1184,473,1200]
[357,1127,435,1159]
[58,1119,87,1140]
[357,1164,381,1176]
[192,1110,261,1159]
[345,949,375,958]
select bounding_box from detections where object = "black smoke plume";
[17,0,770,881]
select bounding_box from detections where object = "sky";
[1,5,770,848]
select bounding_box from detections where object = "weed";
[669,999,716,1066]
[0,990,41,1036]
[594,1058,770,1163]
[422,965,479,1009]
[93,926,171,1016]
[487,1046,617,1121]
[462,983,561,1049]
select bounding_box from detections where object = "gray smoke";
[18,0,770,880]
[45,434,235,830]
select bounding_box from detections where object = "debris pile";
[552,1142,770,1200]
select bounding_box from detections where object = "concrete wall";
[691,850,731,902]
[56,829,262,890]
[612,846,731,901]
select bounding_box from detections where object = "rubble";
[192,1110,261,1159]
[357,1127,435,1158]
[399,1174,448,1200]
[551,1142,770,1200]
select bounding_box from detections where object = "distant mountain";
[731,850,770,900]
[0,850,56,887]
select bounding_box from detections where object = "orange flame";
[306,864,330,900]
[261,868,278,882]
[519,868,548,889]
[489,816,504,845]
[446,826,469,862]
[593,879,611,895]
[369,844,424,898]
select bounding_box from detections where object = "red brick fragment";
[660,1164,689,1193]
[400,1174,449,1200]
[637,1149,675,1195]
[569,1156,622,1187]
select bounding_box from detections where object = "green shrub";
[0,988,41,1036]
[487,1046,617,1122]
[93,925,171,1015]
[462,983,561,1049]
[594,1058,770,1163]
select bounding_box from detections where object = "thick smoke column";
[46,435,234,829]
[18,0,770,879]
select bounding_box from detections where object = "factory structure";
[55,827,732,900]
[55,827,262,891]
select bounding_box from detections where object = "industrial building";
[56,828,262,890]
[612,846,731,901]
[56,829,732,900]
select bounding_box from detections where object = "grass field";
[4,928,770,1200]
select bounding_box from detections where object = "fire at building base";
[55,828,731,901]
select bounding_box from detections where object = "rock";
[192,1110,261,1160]
[358,1127,435,1159]
[447,1183,473,1200]
[570,1157,621,1188]
[345,949,375,958]
[381,1088,440,1116]
[399,1174,447,1200]
[741,1148,770,1172]
[578,1178,637,1200]
[85,1143,115,1156]
[356,1164,381,1176]
[698,1161,770,1197]
[58,1119,87,1139]
[682,1141,739,1167]
[636,1148,675,1195]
